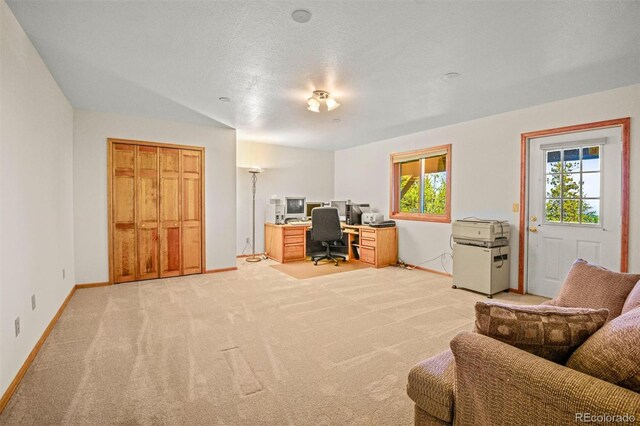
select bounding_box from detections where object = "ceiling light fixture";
[291,9,312,24]
[307,90,340,113]
[442,72,461,80]
[219,96,232,102]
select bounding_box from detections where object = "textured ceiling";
[6,0,640,150]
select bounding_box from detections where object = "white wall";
[73,110,236,283]
[335,84,640,287]
[236,141,334,255]
[0,0,75,394]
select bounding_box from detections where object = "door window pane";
[546,150,561,173]
[562,200,581,223]
[563,148,580,172]
[582,146,600,172]
[581,200,600,224]
[546,175,561,198]
[563,173,581,198]
[581,173,600,198]
[545,199,561,222]
[399,160,420,213]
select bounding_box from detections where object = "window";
[390,144,451,222]
[544,145,601,225]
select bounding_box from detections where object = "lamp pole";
[246,169,261,262]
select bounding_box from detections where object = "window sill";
[390,212,451,223]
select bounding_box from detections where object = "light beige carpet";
[0,260,546,425]
[270,260,370,280]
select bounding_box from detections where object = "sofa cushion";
[407,350,455,423]
[566,306,640,393]
[474,301,608,363]
[549,259,640,321]
[621,282,640,315]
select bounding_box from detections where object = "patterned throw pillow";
[549,259,640,321]
[567,306,640,393]
[474,301,609,364]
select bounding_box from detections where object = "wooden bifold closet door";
[109,140,205,284]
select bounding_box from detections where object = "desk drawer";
[361,228,377,237]
[284,227,305,237]
[284,235,304,245]
[360,246,375,264]
[360,229,377,248]
[361,235,377,248]
[284,244,305,260]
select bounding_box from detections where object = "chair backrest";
[311,207,342,242]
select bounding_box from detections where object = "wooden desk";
[264,223,397,268]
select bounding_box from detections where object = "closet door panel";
[137,146,159,280]
[181,150,202,275]
[138,228,158,278]
[114,224,136,282]
[112,143,137,283]
[114,178,135,222]
[161,178,180,220]
[182,225,201,274]
[160,148,181,277]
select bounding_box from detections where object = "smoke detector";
[292,9,312,24]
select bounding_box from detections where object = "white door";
[527,127,622,298]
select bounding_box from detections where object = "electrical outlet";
[15,317,20,337]
[62,268,66,279]
[32,294,36,311]
[246,237,251,244]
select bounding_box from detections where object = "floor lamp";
[246,167,263,262]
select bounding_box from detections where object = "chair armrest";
[450,331,640,426]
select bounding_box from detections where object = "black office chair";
[310,207,346,266]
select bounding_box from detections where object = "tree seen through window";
[399,154,447,215]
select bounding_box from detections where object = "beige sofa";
[407,275,640,425]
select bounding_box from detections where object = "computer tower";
[265,204,285,224]
[345,203,367,225]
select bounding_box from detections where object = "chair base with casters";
[311,241,347,266]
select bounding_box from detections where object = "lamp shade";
[307,97,320,112]
[325,96,340,111]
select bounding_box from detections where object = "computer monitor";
[305,202,323,218]
[285,197,306,220]
[330,200,349,221]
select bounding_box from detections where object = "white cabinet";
[452,244,510,297]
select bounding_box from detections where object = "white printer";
[362,212,384,224]
[360,206,384,225]
[452,219,510,247]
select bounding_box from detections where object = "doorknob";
[529,226,538,233]
[530,216,538,222]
